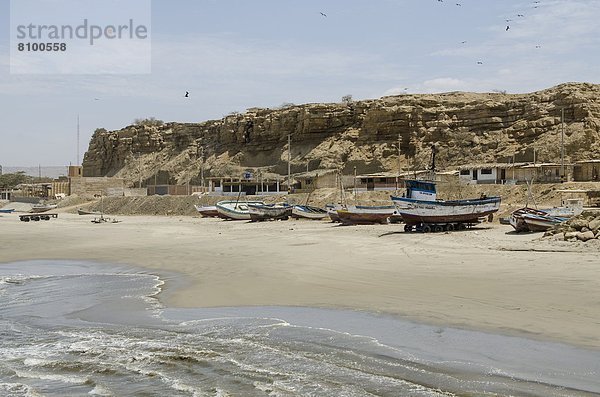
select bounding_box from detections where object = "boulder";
[588,217,600,232]
[576,231,596,242]
[565,231,579,240]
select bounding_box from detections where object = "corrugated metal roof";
[456,162,529,170]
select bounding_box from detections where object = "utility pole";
[200,146,205,191]
[397,133,401,188]
[77,114,80,165]
[287,133,291,194]
[561,108,565,182]
[353,166,357,199]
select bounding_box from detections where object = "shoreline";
[1,213,599,350]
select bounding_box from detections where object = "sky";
[1,0,599,167]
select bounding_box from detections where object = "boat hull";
[392,196,501,225]
[78,209,101,216]
[30,204,57,213]
[0,209,15,214]
[510,207,568,233]
[194,205,219,218]
[215,201,264,220]
[248,204,292,221]
[291,205,328,220]
[337,206,397,225]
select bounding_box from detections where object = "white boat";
[216,200,264,220]
[248,203,292,221]
[291,205,328,220]
[392,180,500,232]
[30,204,58,213]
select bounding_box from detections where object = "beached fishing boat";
[326,204,343,222]
[337,205,398,225]
[248,203,292,221]
[291,205,328,220]
[30,204,58,213]
[0,208,15,214]
[215,200,264,220]
[193,205,219,218]
[392,192,501,232]
[78,208,101,216]
[509,207,569,232]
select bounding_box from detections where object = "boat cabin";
[404,180,437,201]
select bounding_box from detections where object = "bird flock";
[434,0,544,66]
[184,2,546,98]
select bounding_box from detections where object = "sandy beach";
[1,212,599,350]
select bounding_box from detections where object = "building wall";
[574,163,600,181]
[459,168,498,184]
[70,177,125,196]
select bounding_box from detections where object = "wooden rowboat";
[248,203,292,221]
[291,205,328,220]
[194,205,219,218]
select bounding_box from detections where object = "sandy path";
[1,213,599,349]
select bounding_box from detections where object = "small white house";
[458,163,528,185]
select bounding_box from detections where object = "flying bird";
[184,91,189,97]
[477,61,483,64]
[455,3,461,5]
[517,14,525,17]
[461,40,467,44]
[506,25,510,31]
[535,45,541,48]
[320,12,327,17]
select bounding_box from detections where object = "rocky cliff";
[83,83,600,185]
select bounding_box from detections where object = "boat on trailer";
[291,205,328,220]
[248,203,292,221]
[392,180,500,232]
[194,205,219,218]
[30,204,58,213]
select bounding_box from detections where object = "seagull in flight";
[461,40,467,44]
[477,61,483,64]
[184,91,189,98]
[506,25,510,31]
[320,12,327,17]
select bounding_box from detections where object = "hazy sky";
[1,0,599,166]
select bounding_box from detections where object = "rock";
[565,231,579,240]
[552,233,566,241]
[81,83,600,186]
[576,231,596,242]
[569,219,589,231]
[588,217,600,232]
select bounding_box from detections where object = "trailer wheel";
[22,217,29,222]
[457,223,467,231]
[434,225,444,233]
[446,223,455,232]
[422,224,432,233]
[404,224,413,232]
[42,216,50,221]
[32,216,40,221]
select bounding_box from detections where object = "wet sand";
[1,213,599,349]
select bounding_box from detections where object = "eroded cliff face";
[83,83,600,185]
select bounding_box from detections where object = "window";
[481,169,493,175]
[460,170,470,176]
[378,178,387,183]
